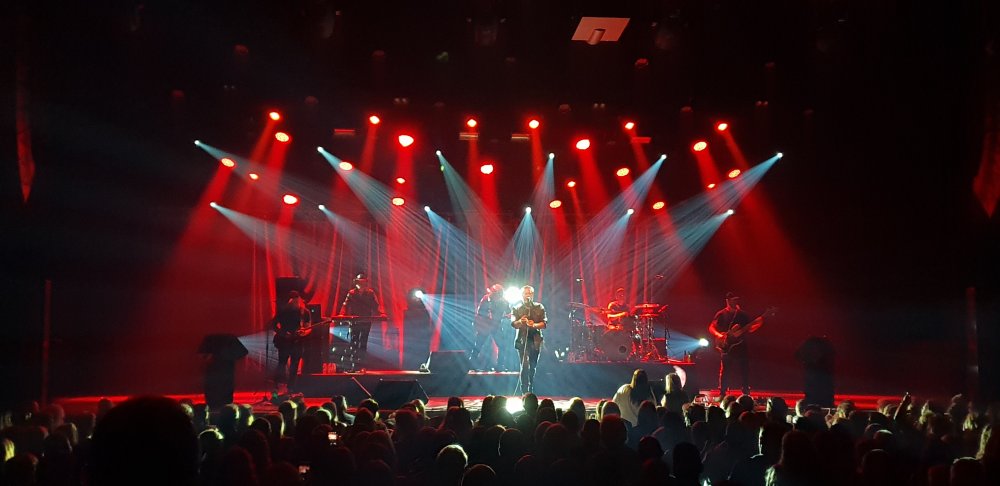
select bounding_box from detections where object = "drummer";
[606,287,631,329]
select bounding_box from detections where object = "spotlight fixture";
[707,183,716,189]
[248,173,259,180]
[525,207,532,214]
[413,290,425,299]
[528,119,540,129]
[435,150,442,156]
[466,118,478,128]
[339,161,354,171]
[282,194,299,205]
[423,205,431,212]
[318,204,326,210]
[398,134,414,147]
[268,111,281,121]
[692,141,707,152]
[548,152,555,159]
[777,152,784,158]
[575,139,591,150]
[716,122,728,132]
[396,177,406,184]
[209,201,218,208]
[220,158,236,168]
[698,338,710,347]
[652,201,665,210]
[726,209,735,215]
[480,163,495,175]
[566,180,577,188]
[369,115,381,125]
[728,169,741,178]
[549,200,562,209]
[616,167,630,177]
[391,197,405,206]
[624,121,635,130]
[626,208,635,215]
[275,132,291,143]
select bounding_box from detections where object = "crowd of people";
[2,371,999,485]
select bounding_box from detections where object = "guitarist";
[511,285,547,393]
[708,292,765,396]
[271,291,313,390]
[471,284,511,371]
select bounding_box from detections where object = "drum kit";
[568,302,670,362]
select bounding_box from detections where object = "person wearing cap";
[339,273,382,371]
[271,291,312,390]
[471,284,511,371]
[708,292,764,396]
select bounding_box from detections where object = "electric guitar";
[714,307,777,354]
[273,317,336,349]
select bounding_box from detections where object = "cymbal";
[634,303,661,309]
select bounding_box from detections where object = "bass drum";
[598,330,633,361]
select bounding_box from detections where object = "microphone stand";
[514,304,533,396]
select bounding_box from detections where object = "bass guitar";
[273,317,336,350]
[714,307,777,354]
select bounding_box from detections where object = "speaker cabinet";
[371,379,429,409]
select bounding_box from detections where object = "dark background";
[2,0,999,405]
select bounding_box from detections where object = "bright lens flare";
[398,135,414,147]
[282,194,299,205]
[505,397,524,413]
[616,167,630,177]
[275,132,291,143]
[549,200,562,209]
[391,197,405,206]
[504,287,522,305]
[220,158,236,168]
[692,141,707,152]
[652,201,665,210]
[339,161,354,171]
[575,139,591,150]
[480,164,494,175]
[728,169,741,178]
[268,111,281,121]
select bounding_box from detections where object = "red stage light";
[220,158,236,168]
[566,180,577,188]
[480,163,495,175]
[528,119,540,129]
[396,177,406,184]
[275,132,291,143]
[575,139,591,150]
[391,197,405,206]
[339,161,354,171]
[268,111,281,121]
[283,194,299,205]
[549,200,562,209]
[728,169,741,178]
[716,122,729,132]
[652,201,666,210]
[466,118,478,128]
[692,141,707,152]
[398,134,414,147]
[248,173,259,180]
[624,121,635,130]
[707,183,717,189]
[616,167,630,177]
[369,115,381,125]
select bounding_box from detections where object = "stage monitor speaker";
[428,350,469,376]
[275,276,306,302]
[372,379,428,410]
